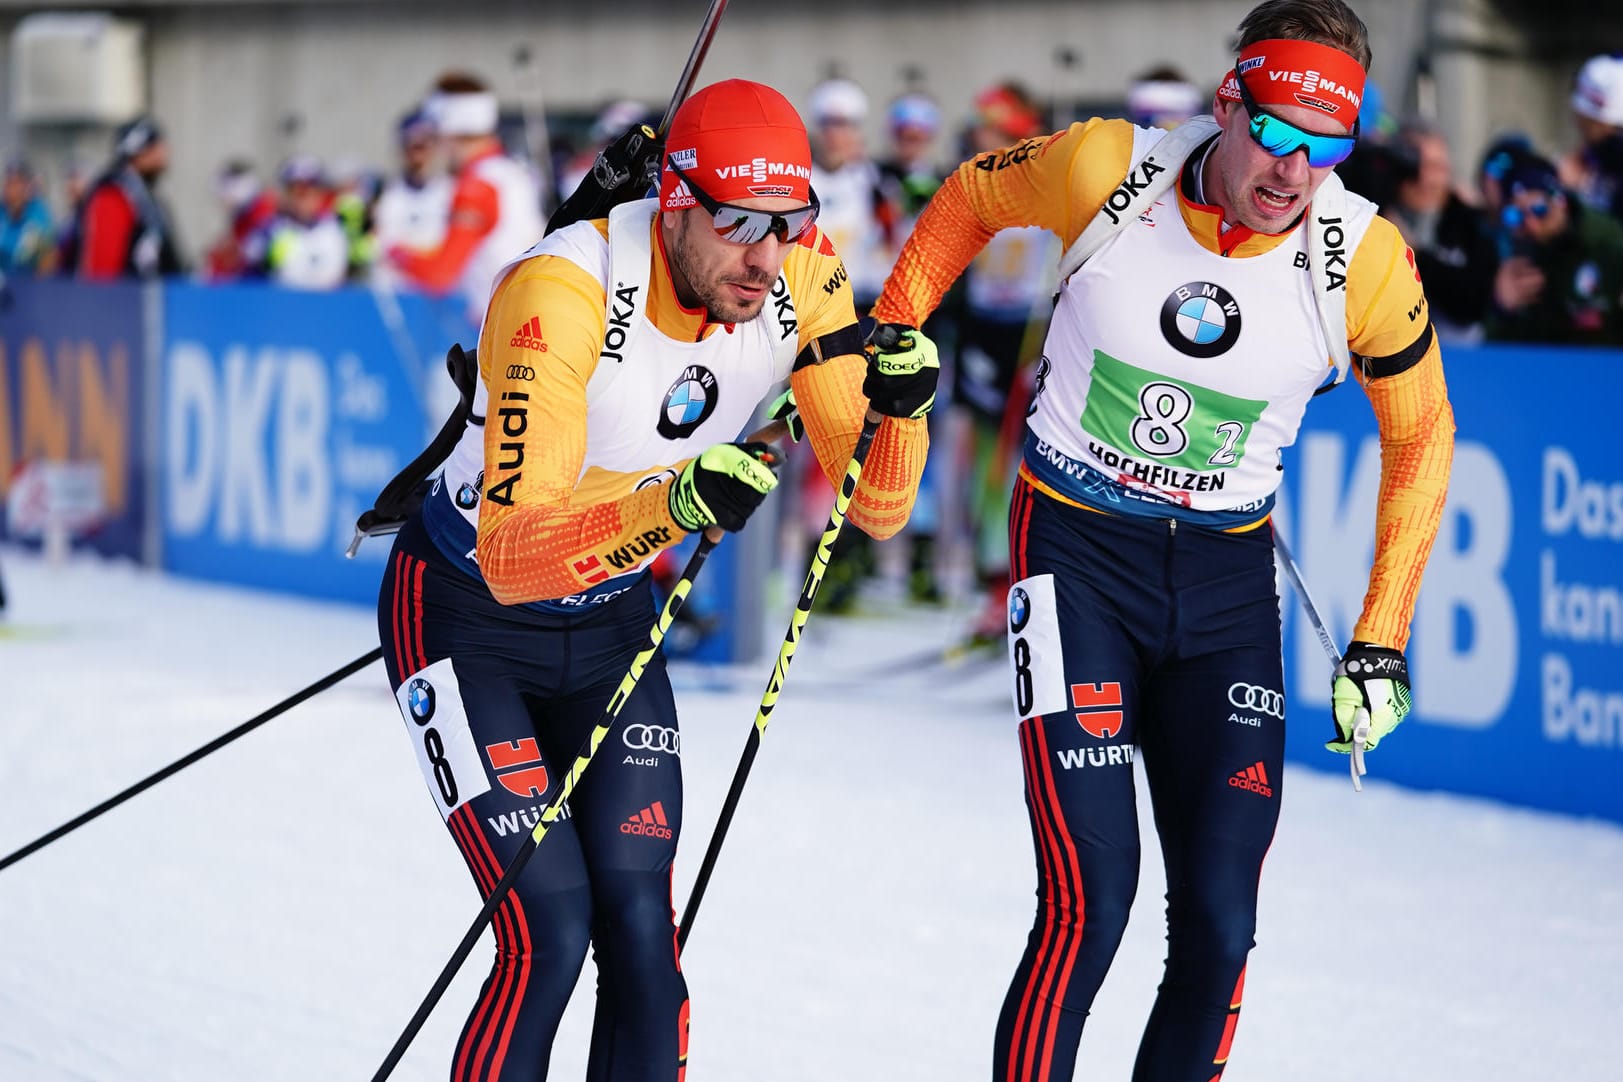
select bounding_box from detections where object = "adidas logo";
[668,180,696,209]
[1228,761,1274,797]
[620,801,673,839]
[509,316,549,352]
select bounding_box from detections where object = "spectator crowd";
[4,53,1622,637]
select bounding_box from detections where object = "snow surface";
[2,546,1620,1081]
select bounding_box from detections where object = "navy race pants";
[994,477,1286,1082]
[379,516,689,1082]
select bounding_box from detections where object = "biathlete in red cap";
[375,78,936,1080]
[872,2,1454,1078]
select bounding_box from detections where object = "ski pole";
[677,412,882,952]
[0,648,383,873]
[543,0,729,236]
[370,422,783,1081]
[1271,528,1369,791]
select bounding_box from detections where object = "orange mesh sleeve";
[791,353,928,541]
[474,257,689,605]
[1342,214,1456,649]
[873,118,1136,327]
[1352,350,1454,650]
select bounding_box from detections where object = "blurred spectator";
[1561,53,1623,219]
[202,159,280,281]
[556,98,656,202]
[1477,133,1536,220]
[808,78,898,311]
[1486,154,1623,346]
[1125,65,1204,130]
[75,116,187,279]
[878,92,946,226]
[53,161,90,271]
[956,80,1059,637]
[372,108,452,289]
[387,71,544,324]
[1,157,57,275]
[1380,118,1497,343]
[262,156,350,290]
[331,156,383,279]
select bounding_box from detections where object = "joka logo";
[508,318,549,354]
[456,470,483,510]
[1228,761,1274,797]
[406,679,435,724]
[1227,682,1285,719]
[657,364,719,439]
[1072,682,1124,739]
[1160,282,1242,358]
[1008,587,1032,635]
[621,801,673,839]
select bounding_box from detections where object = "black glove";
[668,442,781,533]
[862,323,941,419]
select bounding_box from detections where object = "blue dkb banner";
[1274,345,1623,823]
[160,282,469,603]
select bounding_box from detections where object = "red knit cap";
[660,79,813,209]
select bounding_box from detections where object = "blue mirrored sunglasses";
[1233,70,1359,169]
[668,163,820,245]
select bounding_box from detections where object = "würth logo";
[1228,761,1274,797]
[509,316,550,352]
[621,801,672,839]
[571,554,609,585]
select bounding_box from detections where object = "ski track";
[2,546,1620,1080]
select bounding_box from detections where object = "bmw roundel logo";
[1160,282,1242,358]
[456,471,483,510]
[1008,587,1031,634]
[406,678,436,724]
[657,365,719,439]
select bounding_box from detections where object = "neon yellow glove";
[1328,642,1412,754]
[668,442,781,533]
[862,323,940,419]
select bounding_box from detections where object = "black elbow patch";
[1359,321,1434,381]
[793,323,865,370]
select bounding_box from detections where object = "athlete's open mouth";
[1254,185,1298,213]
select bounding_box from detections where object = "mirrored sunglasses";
[668,163,820,245]
[1233,70,1359,169]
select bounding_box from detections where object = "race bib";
[393,658,491,819]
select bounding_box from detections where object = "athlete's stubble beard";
[667,211,776,325]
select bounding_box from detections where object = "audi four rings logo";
[623,724,681,754]
[1228,682,1285,718]
[506,364,536,381]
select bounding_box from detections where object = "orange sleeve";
[873,118,1137,327]
[1346,215,1456,650]
[785,227,929,540]
[473,253,690,605]
[391,173,499,292]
